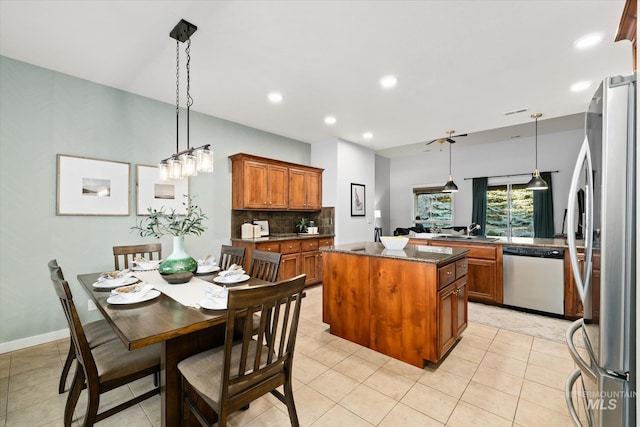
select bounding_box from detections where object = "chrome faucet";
[466,223,481,236]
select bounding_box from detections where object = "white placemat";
[133,270,223,308]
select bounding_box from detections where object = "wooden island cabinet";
[322,242,469,367]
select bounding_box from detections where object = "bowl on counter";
[380,236,409,250]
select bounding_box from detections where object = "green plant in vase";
[132,195,207,277]
[295,218,309,233]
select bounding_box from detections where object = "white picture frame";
[136,164,189,215]
[57,154,130,216]
[254,220,269,236]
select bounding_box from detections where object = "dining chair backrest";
[113,243,162,270]
[50,269,96,383]
[223,274,306,420]
[219,245,246,271]
[248,249,282,282]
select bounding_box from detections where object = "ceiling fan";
[425,130,467,146]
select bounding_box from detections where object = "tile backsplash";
[231,207,335,238]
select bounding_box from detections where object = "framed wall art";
[136,164,189,215]
[57,154,130,216]
[351,183,366,217]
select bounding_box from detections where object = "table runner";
[133,270,222,308]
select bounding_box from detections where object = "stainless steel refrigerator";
[565,73,636,426]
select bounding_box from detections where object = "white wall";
[389,128,584,234]
[375,155,391,234]
[313,138,376,244]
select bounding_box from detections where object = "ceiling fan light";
[443,176,459,193]
[526,169,548,190]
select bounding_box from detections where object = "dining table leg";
[161,325,226,426]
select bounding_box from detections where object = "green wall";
[0,56,310,349]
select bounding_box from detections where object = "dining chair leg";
[82,385,100,427]
[59,341,75,393]
[65,367,84,427]
[283,378,300,427]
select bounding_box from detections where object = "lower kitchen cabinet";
[232,237,333,286]
[429,241,503,305]
[564,250,601,319]
[438,277,467,359]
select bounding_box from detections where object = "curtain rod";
[463,170,559,180]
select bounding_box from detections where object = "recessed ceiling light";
[268,92,283,103]
[571,81,593,92]
[363,132,373,140]
[379,75,398,89]
[574,33,603,50]
[324,116,337,125]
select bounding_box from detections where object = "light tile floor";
[0,285,579,426]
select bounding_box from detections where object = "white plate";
[199,296,228,310]
[107,290,161,305]
[213,274,250,284]
[196,265,220,274]
[93,276,138,289]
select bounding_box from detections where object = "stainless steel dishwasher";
[502,246,565,315]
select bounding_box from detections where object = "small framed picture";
[136,164,189,215]
[254,220,269,236]
[57,154,130,216]
[351,183,366,217]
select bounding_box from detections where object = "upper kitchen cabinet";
[289,167,322,210]
[230,153,323,211]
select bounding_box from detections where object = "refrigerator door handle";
[567,136,593,302]
[565,368,586,427]
[566,319,597,381]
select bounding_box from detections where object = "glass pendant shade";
[182,152,198,177]
[158,162,170,181]
[168,158,183,180]
[526,169,548,190]
[443,176,459,193]
[196,147,214,172]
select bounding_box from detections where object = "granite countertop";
[321,241,469,265]
[231,233,335,243]
[408,232,584,249]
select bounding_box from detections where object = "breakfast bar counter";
[321,242,469,367]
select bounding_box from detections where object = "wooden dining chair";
[48,260,118,394]
[49,268,161,426]
[218,245,245,271]
[248,249,282,282]
[113,243,162,270]
[178,274,306,427]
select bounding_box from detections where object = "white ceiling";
[0,1,632,158]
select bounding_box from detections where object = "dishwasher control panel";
[503,246,564,259]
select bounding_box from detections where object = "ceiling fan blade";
[446,138,456,144]
[452,133,467,137]
[425,139,437,145]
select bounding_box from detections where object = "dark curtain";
[471,177,488,234]
[533,172,554,238]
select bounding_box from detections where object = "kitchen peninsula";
[322,242,469,367]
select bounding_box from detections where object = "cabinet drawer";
[256,242,280,253]
[280,241,301,255]
[319,238,334,248]
[301,239,319,252]
[455,258,468,279]
[438,263,456,289]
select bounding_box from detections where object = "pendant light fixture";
[442,131,458,193]
[159,19,214,181]
[526,112,548,190]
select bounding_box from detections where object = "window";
[486,182,533,237]
[413,186,453,230]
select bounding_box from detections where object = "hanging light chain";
[185,37,193,150]
[175,39,180,154]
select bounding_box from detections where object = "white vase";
[159,236,197,276]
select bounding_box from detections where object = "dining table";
[77,268,268,427]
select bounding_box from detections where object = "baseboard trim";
[0,329,69,354]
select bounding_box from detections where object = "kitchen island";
[321,242,469,367]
